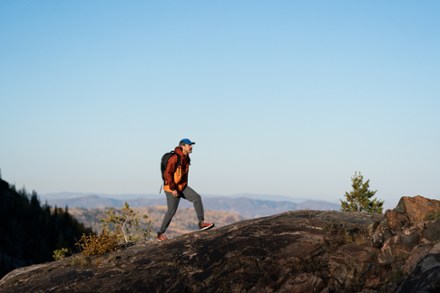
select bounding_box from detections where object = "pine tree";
[340,172,384,213]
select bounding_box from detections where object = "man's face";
[182,144,193,154]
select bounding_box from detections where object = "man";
[157,138,214,241]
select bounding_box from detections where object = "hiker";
[157,138,214,241]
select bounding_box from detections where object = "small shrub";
[75,202,152,257]
[53,248,69,261]
[101,202,152,243]
[75,229,119,256]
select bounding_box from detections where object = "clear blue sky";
[1,1,439,208]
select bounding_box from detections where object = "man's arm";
[164,154,178,191]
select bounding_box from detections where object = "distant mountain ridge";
[43,192,304,201]
[43,193,339,218]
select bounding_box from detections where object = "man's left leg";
[181,186,215,230]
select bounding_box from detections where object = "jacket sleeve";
[164,154,178,191]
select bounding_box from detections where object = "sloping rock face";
[0,196,439,293]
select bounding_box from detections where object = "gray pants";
[158,186,205,234]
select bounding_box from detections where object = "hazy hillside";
[68,206,245,238]
[44,193,339,218]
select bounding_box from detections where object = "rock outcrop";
[0,196,439,293]
[372,196,440,293]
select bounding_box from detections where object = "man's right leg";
[158,192,180,236]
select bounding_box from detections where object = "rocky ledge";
[0,196,439,292]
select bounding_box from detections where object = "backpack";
[160,151,181,181]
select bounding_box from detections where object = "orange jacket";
[163,147,190,193]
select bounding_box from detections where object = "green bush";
[101,202,151,243]
[52,248,69,261]
[75,202,152,256]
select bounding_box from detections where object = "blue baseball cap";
[180,138,195,145]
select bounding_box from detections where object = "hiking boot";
[156,233,168,241]
[199,221,215,231]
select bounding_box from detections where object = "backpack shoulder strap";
[166,151,181,170]
[173,151,181,166]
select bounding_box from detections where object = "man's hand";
[171,190,178,197]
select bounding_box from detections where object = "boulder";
[371,209,410,248]
[377,225,423,264]
[372,196,440,248]
[423,219,440,242]
[395,196,440,224]
[396,253,440,293]
[384,209,410,233]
